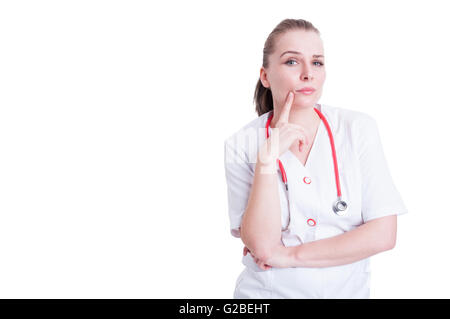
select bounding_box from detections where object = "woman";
[224,18,408,298]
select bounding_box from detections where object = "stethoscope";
[265,105,348,216]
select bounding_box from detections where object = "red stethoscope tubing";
[265,106,342,198]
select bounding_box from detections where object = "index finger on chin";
[278,91,294,124]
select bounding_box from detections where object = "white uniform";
[224,103,408,299]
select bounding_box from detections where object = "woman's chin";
[292,102,317,109]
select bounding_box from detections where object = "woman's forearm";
[284,215,397,268]
[240,157,282,261]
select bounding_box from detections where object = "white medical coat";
[224,103,408,299]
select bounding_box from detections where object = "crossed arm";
[236,89,401,269]
[240,159,398,270]
[255,214,397,269]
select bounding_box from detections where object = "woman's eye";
[286,59,297,65]
[285,59,324,66]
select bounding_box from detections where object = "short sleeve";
[224,139,254,238]
[355,115,408,222]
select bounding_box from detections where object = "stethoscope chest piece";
[266,107,350,217]
[333,197,348,216]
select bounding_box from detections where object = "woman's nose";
[301,73,312,80]
[300,65,313,80]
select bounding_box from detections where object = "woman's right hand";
[258,91,310,165]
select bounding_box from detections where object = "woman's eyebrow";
[280,50,324,58]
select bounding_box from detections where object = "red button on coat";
[307,218,316,227]
[303,177,311,184]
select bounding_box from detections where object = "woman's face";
[260,30,326,110]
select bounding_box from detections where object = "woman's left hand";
[243,244,295,270]
[243,246,272,270]
[264,244,296,268]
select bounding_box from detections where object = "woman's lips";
[295,88,315,95]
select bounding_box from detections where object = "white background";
[0,0,449,298]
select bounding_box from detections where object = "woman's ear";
[259,67,270,89]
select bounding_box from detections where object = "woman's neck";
[270,105,320,132]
